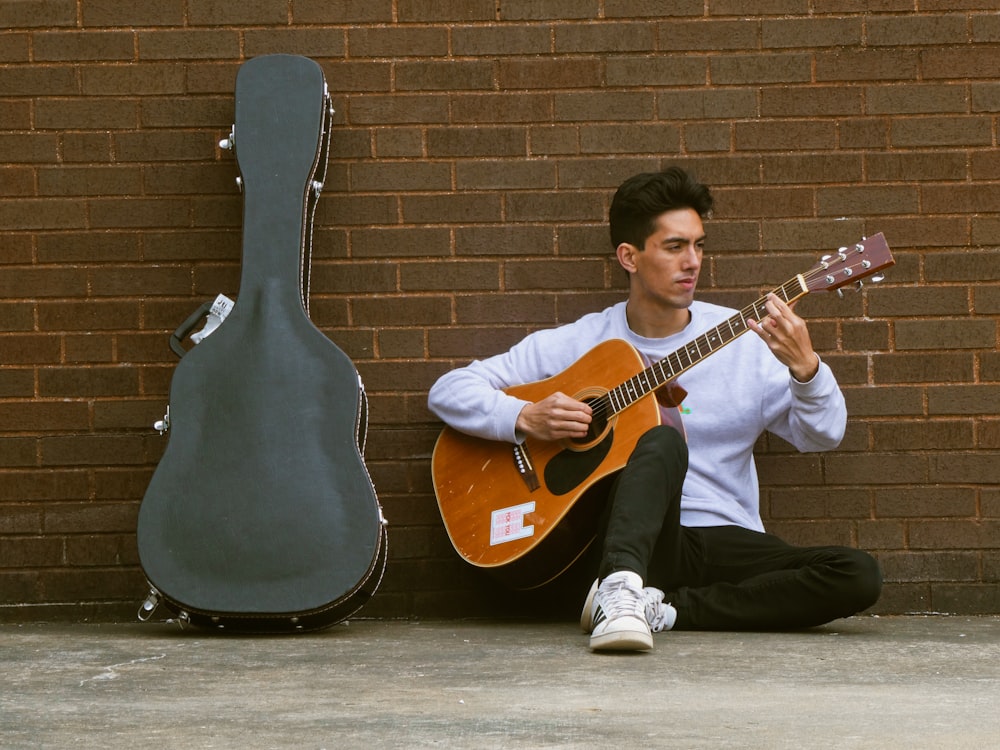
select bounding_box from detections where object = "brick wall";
[1,1,998,622]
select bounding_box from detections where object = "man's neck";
[625,299,692,339]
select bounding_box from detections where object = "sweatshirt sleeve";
[427,324,589,443]
[427,356,533,443]
[766,355,847,452]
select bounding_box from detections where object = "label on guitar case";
[490,502,535,546]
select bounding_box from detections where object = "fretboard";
[604,274,809,415]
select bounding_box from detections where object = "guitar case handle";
[169,301,213,358]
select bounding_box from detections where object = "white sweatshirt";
[427,300,847,532]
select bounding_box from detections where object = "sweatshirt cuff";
[790,355,834,396]
[499,396,532,443]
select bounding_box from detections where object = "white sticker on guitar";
[490,502,535,546]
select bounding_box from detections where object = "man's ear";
[616,242,639,273]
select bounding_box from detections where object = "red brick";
[815,49,919,81]
[0,166,33,196]
[762,154,863,184]
[761,86,862,117]
[348,27,449,58]
[501,0,600,20]
[928,386,1000,418]
[0,0,75,28]
[556,22,656,53]
[401,193,503,224]
[506,191,604,223]
[0,167,35,197]
[453,25,552,56]
[580,123,680,155]
[292,0,393,23]
[607,56,706,87]
[397,0,495,22]
[396,61,495,92]
[867,83,969,115]
[505,259,605,290]
[763,17,862,47]
[875,487,977,518]
[892,116,993,148]
[81,0,185,26]
[712,53,813,85]
[38,166,142,197]
[735,120,836,151]
[33,31,136,61]
[910,520,1000,550]
[42,367,141,402]
[606,0,702,16]
[455,292,557,325]
[455,225,556,257]
[924,250,1000,282]
[867,15,969,46]
[879,551,980,583]
[896,320,996,351]
[187,0,289,25]
[0,471,89,505]
[921,47,1000,80]
[400,261,498,292]
[555,92,655,122]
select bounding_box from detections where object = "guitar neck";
[606,274,810,414]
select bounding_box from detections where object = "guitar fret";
[607,387,622,413]
[636,372,647,393]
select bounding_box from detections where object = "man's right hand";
[515,392,592,441]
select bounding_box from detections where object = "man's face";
[620,207,705,311]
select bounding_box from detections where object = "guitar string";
[579,254,873,426]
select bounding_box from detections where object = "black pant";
[598,425,882,631]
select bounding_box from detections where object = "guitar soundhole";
[570,395,609,448]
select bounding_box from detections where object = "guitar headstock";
[804,233,894,295]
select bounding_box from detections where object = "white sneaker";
[585,571,653,651]
[581,577,677,634]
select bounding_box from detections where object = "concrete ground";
[2,615,998,749]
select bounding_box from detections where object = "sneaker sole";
[590,628,653,652]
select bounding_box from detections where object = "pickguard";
[543,429,614,496]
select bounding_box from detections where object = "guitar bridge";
[513,443,540,491]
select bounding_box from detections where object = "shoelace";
[641,587,672,632]
[599,577,646,620]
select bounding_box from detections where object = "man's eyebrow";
[661,234,707,245]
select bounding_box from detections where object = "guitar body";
[432,339,668,589]
[137,55,386,632]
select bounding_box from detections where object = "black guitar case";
[136,55,387,632]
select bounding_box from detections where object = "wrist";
[790,353,820,383]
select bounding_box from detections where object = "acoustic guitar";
[136,55,387,632]
[432,235,894,589]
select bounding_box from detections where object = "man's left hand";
[747,293,820,382]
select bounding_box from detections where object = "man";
[428,167,882,651]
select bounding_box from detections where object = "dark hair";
[609,167,714,249]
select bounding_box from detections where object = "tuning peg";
[235,176,243,193]
[836,289,844,299]
[855,280,864,291]
[871,273,885,284]
[219,126,235,150]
